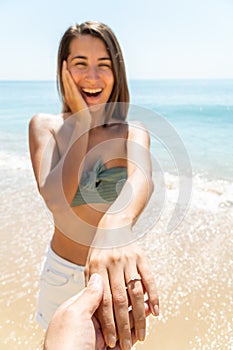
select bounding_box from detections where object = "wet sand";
[0,166,232,349]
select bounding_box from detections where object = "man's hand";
[43,273,104,350]
[44,273,154,350]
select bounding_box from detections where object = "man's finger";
[80,274,104,316]
[59,273,103,316]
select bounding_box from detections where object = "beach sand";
[0,165,232,349]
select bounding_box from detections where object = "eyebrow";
[71,55,111,61]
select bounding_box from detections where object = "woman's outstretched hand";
[85,237,159,350]
[44,273,152,350]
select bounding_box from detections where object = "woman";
[29,21,159,350]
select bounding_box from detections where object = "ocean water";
[0,79,232,180]
[0,80,233,350]
[130,79,233,180]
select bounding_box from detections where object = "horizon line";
[1,77,233,82]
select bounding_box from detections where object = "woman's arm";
[85,123,159,350]
[99,122,154,239]
[29,62,92,210]
[29,113,91,210]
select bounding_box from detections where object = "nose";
[85,65,99,82]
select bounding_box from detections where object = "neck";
[89,105,106,128]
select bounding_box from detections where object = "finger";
[63,63,73,96]
[95,270,117,349]
[125,269,146,341]
[111,301,151,350]
[52,273,103,321]
[128,299,151,329]
[63,62,79,97]
[93,316,106,350]
[137,258,159,317]
[62,61,71,103]
[109,267,131,350]
[67,273,104,316]
[62,61,77,104]
[62,60,70,90]
[84,273,104,315]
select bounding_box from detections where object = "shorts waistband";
[46,244,85,274]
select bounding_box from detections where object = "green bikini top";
[71,158,128,207]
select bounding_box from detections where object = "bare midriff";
[51,203,110,266]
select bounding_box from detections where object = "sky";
[0,0,233,80]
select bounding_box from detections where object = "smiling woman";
[29,21,159,350]
[66,35,114,107]
[57,22,129,118]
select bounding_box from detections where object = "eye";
[74,62,87,68]
[99,63,112,70]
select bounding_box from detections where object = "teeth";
[82,88,102,94]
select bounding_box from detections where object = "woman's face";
[67,35,114,108]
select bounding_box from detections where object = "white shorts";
[35,245,85,329]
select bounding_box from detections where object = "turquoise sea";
[0,79,232,180]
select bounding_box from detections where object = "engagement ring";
[126,274,142,285]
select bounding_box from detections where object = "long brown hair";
[57,21,129,120]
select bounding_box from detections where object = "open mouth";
[81,88,103,97]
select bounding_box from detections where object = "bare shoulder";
[28,113,65,153]
[29,113,64,133]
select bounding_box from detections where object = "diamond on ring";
[126,274,142,285]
